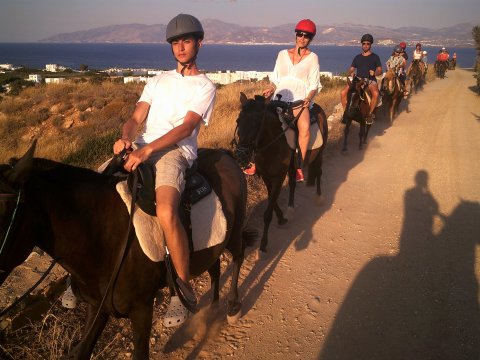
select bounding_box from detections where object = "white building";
[28,74,42,83]
[124,76,148,84]
[206,70,271,85]
[0,64,13,70]
[46,64,67,72]
[45,77,66,84]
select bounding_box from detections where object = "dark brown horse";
[435,61,447,79]
[342,77,373,151]
[381,69,404,124]
[409,60,424,94]
[0,142,254,359]
[234,93,328,256]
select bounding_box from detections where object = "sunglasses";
[362,42,371,45]
[296,32,312,40]
[394,51,400,54]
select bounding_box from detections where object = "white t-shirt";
[413,49,423,60]
[136,70,216,165]
[271,49,321,103]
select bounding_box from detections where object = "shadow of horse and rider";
[319,170,480,360]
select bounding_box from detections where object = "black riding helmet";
[361,34,374,44]
[166,14,204,43]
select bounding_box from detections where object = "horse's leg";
[130,304,154,360]
[342,119,351,151]
[207,258,220,304]
[359,121,365,150]
[286,154,296,209]
[68,304,109,359]
[260,177,283,253]
[226,253,244,324]
[364,124,372,144]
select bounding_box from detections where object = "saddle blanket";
[115,180,227,262]
[280,117,324,150]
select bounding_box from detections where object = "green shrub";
[62,130,118,168]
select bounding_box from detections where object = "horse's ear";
[254,95,266,103]
[239,92,248,106]
[8,139,36,185]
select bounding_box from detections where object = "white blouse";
[271,49,321,103]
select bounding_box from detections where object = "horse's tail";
[242,227,258,250]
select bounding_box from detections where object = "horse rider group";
[59,14,448,328]
[435,47,451,72]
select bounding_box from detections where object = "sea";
[0,43,476,74]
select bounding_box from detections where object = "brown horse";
[234,93,328,256]
[0,142,254,359]
[435,61,447,79]
[342,77,373,151]
[381,69,404,124]
[408,60,424,94]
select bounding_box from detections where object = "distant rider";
[385,45,408,97]
[408,43,426,75]
[340,33,382,125]
[399,42,408,61]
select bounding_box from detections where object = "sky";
[0,0,478,42]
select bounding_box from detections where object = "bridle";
[232,99,306,166]
[0,186,58,319]
[0,189,23,259]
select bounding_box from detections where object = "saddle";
[102,149,212,251]
[269,99,324,154]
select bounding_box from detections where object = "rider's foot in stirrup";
[366,113,374,125]
[243,162,256,175]
[296,168,304,182]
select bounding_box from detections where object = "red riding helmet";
[399,42,407,49]
[295,19,316,36]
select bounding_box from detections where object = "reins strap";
[256,105,306,153]
[0,259,57,318]
[83,170,139,337]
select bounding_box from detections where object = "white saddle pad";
[279,113,324,150]
[115,181,227,262]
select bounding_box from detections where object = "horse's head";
[0,141,37,285]
[382,69,399,95]
[234,92,266,168]
[346,77,369,118]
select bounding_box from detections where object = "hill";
[40,20,476,47]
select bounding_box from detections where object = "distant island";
[40,19,476,47]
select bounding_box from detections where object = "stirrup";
[175,278,197,313]
[62,285,77,309]
[163,295,189,328]
[365,114,374,125]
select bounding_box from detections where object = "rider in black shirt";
[341,34,383,124]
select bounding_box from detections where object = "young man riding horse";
[113,14,216,320]
[340,33,382,125]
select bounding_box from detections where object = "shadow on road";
[319,170,480,360]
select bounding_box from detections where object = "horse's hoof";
[286,206,294,221]
[256,249,268,261]
[227,303,242,324]
[315,195,324,206]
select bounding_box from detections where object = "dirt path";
[155,69,480,359]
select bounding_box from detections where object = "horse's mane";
[18,158,110,186]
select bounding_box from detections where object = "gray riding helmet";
[166,14,204,43]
